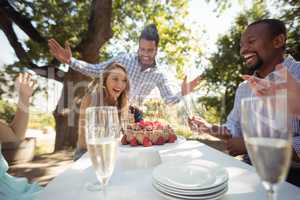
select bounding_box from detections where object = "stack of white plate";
[152,160,229,200]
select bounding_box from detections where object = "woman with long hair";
[74,62,130,160]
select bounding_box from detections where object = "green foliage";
[0,99,55,129]
[0,65,42,108]
[197,96,222,124]
[0,100,16,123]
[9,0,202,80]
[275,1,300,61]
[142,99,193,138]
[111,0,203,79]
[12,0,89,64]
[201,0,300,123]
[28,111,55,129]
[174,125,193,138]
[143,99,168,119]
[34,140,55,155]
[0,65,19,98]
[201,2,269,122]
[1,0,204,149]
[208,0,300,60]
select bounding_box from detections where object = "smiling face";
[240,23,278,71]
[138,38,157,67]
[105,67,128,102]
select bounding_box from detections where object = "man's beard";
[247,56,263,74]
[138,54,155,68]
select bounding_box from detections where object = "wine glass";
[241,95,292,200]
[85,106,119,195]
[182,94,205,136]
[120,111,129,136]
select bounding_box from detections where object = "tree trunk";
[0,0,114,151]
[53,0,113,151]
[54,70,91,151]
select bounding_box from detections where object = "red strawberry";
[136,133,144,144]
[156,136,164,145]
[156,124,164,130]
[168,134,177,143]
[143,137,152,147]
[153,121,161,127]
[121,135,128,145]
[130,137,138,146]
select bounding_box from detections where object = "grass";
[35,140,55,155]
[174,126,193,138]
[28,112,55,129]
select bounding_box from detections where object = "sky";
[0,0,275,112]
[188,0,238,54]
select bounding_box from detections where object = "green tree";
[0,0,202,150]
[209,0,300,60]
[201,0,300,123]
[200,2,269,123]
[0,65,17,98]
[274,0,300,60]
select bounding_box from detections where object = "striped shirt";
[69,53,181,104]
[224,55,300,157]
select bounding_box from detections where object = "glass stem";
[263,182,277,200]
[267,187,277,200]
[102,184,107,200]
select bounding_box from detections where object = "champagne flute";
[182,94,205,136]
[85,106,119,195]
[241,95,292,200]
[120,111,129,136]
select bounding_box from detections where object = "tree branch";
[0,9,36,66]
[0,0,46,44]
[0,3,64,81]
[27,65,65,82]
[75,0,113,63]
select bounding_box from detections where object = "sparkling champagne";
[246,137,292,184]
[88,137,117,185]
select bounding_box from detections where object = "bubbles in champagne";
[87,137,117,186]
[246,137,292,184]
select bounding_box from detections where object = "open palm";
[181,75,203,96]
[48,38,72,64]
[16,73,37,100]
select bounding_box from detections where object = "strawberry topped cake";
[121,121,177,147]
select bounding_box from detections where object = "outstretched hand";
[188,116,232,140]
[242,64,300,116]
[181,75,203,96]
[241,74,275,96]
[188,116,211,133]
[16,73,37,101]
[48,38,72,64]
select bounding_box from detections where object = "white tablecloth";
[36,141,300,200]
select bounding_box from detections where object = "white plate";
[152,160,228,190]
[119,136,186,152]
[153,178,227,196]
[153,183,228,200]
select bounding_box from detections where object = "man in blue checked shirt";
[188,19,300,186]
[48,24,203,106]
